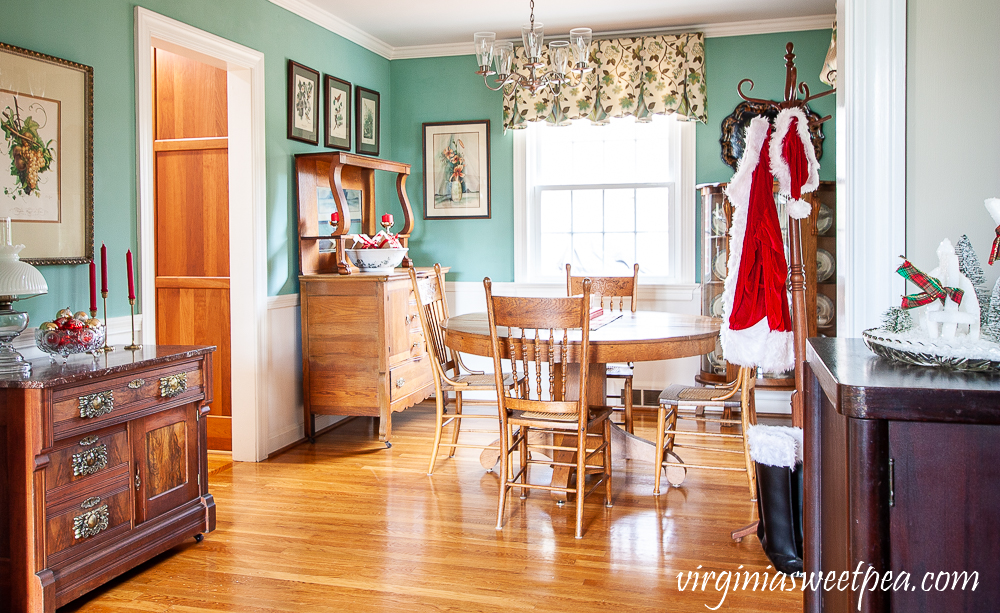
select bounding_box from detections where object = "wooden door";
[132,403,200,524]
[153,48,232,450]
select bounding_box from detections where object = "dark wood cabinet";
[0,345,215,613]
[805,338,1000,612]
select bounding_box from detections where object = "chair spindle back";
[566,263,639,313]
[409,264,455,377]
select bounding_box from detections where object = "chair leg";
[603,418,613,508]
[449,391,463,457]
[653,405,667,495]
[519,425,529,499]
[496,423,510,531]
[739,368,758,501]
[427,389,447,475]
[624,376,634,434]
[575,428,586,539]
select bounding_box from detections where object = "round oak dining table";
[439,310,721,489]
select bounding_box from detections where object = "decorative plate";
[862,329,1000,372]
[816,294,835,328]
[816,204,833,235]
[710,294,726,318]
[713,250,727,281]
[706,350,725,373]
[712,207,728,235]
[816,248,835,283]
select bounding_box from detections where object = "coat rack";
[737,42,834,428]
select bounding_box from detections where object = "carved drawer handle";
[79,391,114,419]
[72,444,109,477]
[396,378,405,388]
[160,373,188,398]
[127,378,145,389]
[73,498,109,540]
[79,434,99,446]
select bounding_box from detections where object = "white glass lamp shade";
[569,28,593,69]
[0,244,48,299]
[549,41,570,76]
[521,22,544,61]
[493,42,514,78]
[474,32,496,72]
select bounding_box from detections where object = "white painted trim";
[446,281,699,303]
[512,131,528,282]
[135,7,270,462]
[267,0,394,58]
[263,3,834,61]
[268,293,300,310]
[836,0,907,336]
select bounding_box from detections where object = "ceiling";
[302,0,836,49]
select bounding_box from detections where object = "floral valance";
[502,32,707,130]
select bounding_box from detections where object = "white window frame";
[513,118,697,292]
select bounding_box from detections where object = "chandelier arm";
[482,72,526,92]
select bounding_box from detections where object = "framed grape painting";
[0,42,94,265]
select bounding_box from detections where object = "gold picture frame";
[0,42,93,265]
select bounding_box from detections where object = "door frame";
[135,7,269,461]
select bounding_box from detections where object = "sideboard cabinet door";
[133,402,201,524]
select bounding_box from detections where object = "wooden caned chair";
[566,263,639,433]
[485,277,613,539]
[409,265,518,475]
[654,365,758,498]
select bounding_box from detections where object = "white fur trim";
[720,116,794,372]
[769,108,819,220]
[748,425,803,467]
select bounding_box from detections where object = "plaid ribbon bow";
[896,259,964,309]
[990,226,1000,265]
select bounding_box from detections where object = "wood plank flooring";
[59,404,802,612]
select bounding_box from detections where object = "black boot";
[755,462,804,574]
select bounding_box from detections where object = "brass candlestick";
[99,291,114,352]
[124,298,141,351]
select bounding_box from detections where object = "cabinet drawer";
[52,365,204,437]
[389,358,433,402]
[47,425,129,495]
[46,476,132,565]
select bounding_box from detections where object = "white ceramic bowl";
[345,248,408,273]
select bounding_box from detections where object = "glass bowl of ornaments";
[345,231,407,273]
[34,308,106,362]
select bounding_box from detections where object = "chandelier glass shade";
[473,2,592,95]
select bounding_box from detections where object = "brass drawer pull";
[79,434,99,446]
[72,444,108,477]
[127,378,145,389]
[159,373,188,398]
[73,498,109,540]
[79,391,114,419]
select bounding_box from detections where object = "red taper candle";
[89,261,97,312]
[126,249,135,301]
[381,213,393,226]
[100,243,108,293]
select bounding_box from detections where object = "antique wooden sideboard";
[805,338,1000,612]
[0,345,216,612]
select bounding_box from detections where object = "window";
[516,114,695,285]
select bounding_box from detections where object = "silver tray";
[862,329,1000,372]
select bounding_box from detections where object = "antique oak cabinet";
[0,345,216,612]
[805,338,1000,613]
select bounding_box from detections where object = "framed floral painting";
[323,75,350,151]
[0,42,93,264]
[422,120,490,220]
[287,60,319,145]
[355,86,380,156]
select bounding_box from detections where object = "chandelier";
[473,0,593,94]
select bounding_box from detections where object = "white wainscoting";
[266,294,344,455]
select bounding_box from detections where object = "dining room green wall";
[390,29,835,283]
[0,0,391,326]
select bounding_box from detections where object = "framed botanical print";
[355,86,380,156]
[0,42,93,264]
[422,120,491,220]
[323,75,351,151]
[287,60,319,145]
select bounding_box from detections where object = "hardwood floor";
[59,403,802,612]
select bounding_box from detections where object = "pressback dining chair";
[566,263,639,433]
[654,365,758,498]
[485,277,613,539]
[409,265,517,475]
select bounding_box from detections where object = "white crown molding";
[267,0,394,59]
[265,2,834,61]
